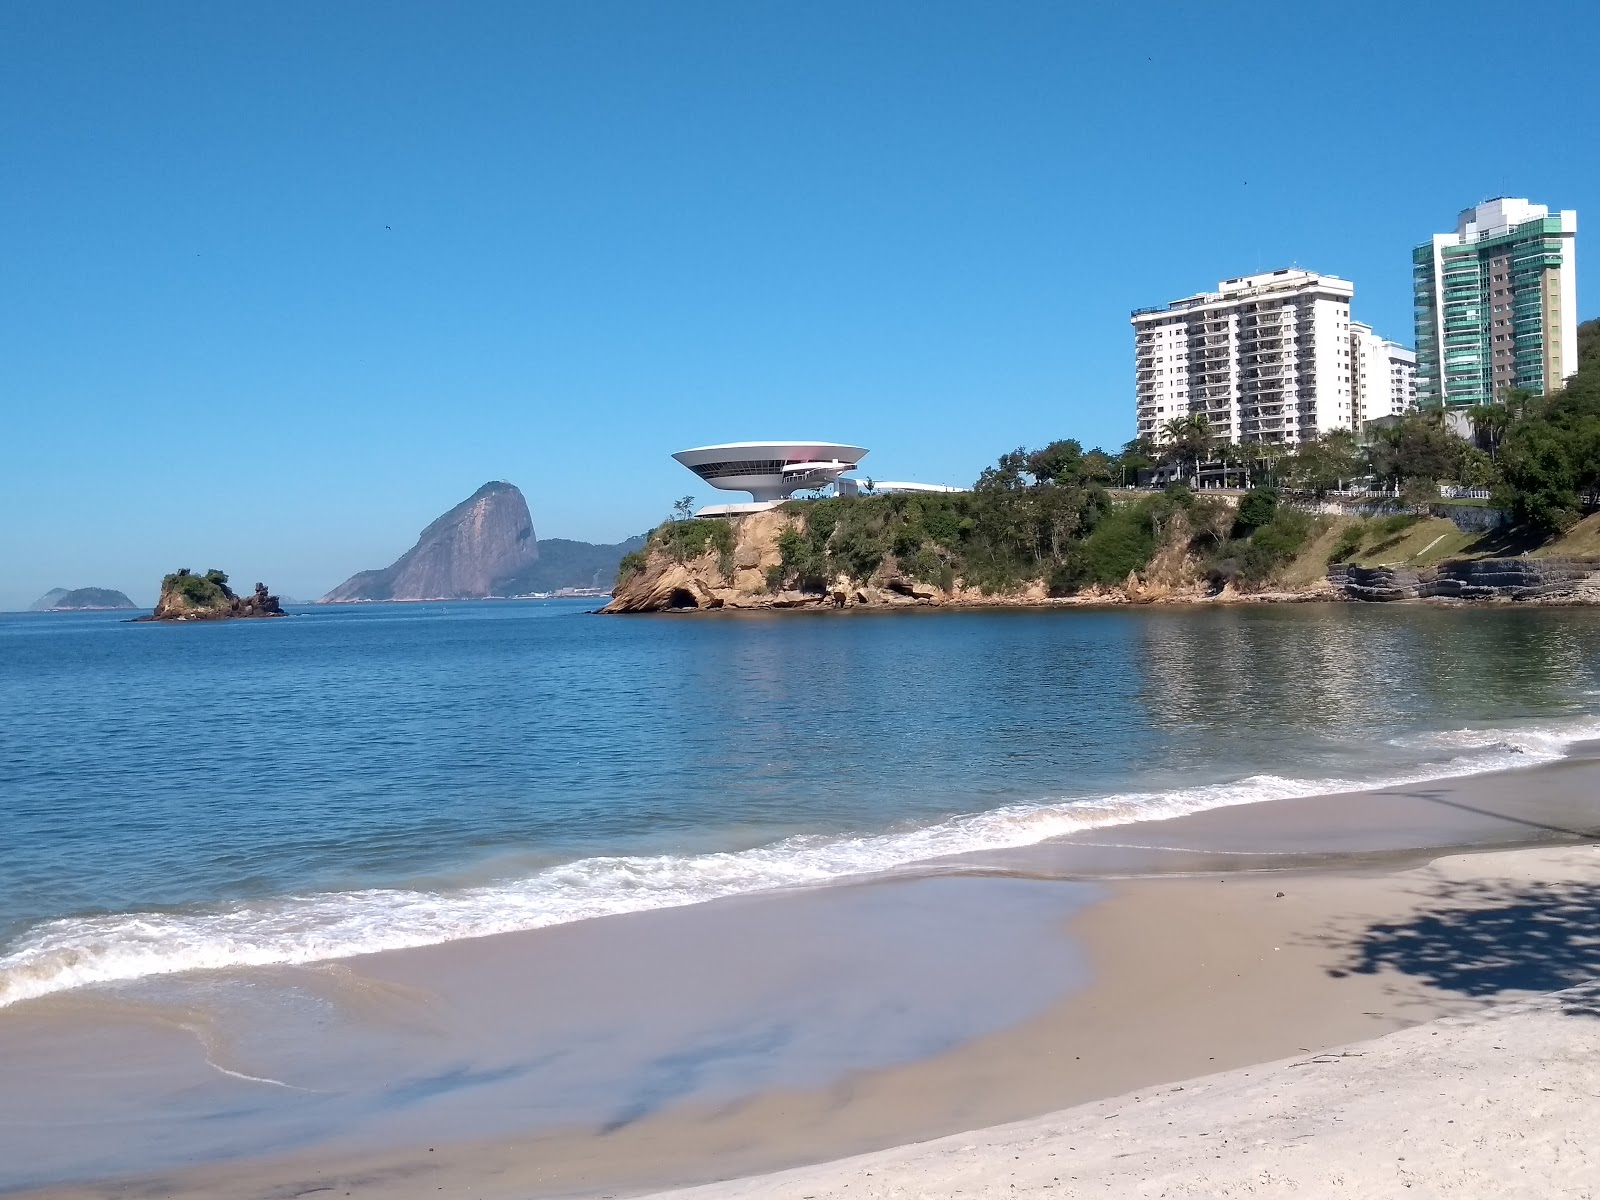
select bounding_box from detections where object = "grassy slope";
[1274,511,1600,584]
[1536,513,1600,558]
[1346,518,1479,568]
[1274,519,1353,588]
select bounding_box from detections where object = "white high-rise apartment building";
[1350,322,1417,425]
[1132,269,1356,446]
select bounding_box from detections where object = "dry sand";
[652,980,1600,1199]
[643,844,1600,1200]
[23,840,1600,1200]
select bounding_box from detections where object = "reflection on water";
[1136,607,1600,778]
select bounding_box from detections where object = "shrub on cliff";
[162,567,233,609]
[618,550,648,581]
[654,518,735,576]
[1234,487,1279,533]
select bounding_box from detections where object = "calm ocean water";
[3,600,1600,1007]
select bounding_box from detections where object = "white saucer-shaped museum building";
[672,442,870,506]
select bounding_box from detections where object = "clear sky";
[3,0,1597,609]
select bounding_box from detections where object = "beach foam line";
[3,716,1598,1008]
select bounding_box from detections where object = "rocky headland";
[603,501,1600,614]
[29,587,136,612]
[138,570,285,622]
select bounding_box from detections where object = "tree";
[672,496,695,522]
[1368,414,1464,492]
[1160,416,1212,486]
[1234,487,1279,530]
[975,447,1029,492]
[1116,438,1157,487]
[1456,446,1499,488]
[1466,403,1513,460]
[1286,430,1361,499]
[1081,448,1116,485]
[1025,439,1085,486]
[1495,388,1600,531]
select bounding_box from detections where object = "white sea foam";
[3,717,1598,1009]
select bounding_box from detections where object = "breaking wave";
[4,716,1598,1008]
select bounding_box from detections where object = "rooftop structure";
[835,478,965,497]
[1132,269,1356,446]
[1413,198,1578,406]
[672,442,869,504]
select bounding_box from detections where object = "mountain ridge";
[321,482,643,602]
[30,587,137,611]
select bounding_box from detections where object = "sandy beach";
[9,752,1599,1200]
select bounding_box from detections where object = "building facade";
[1132,269,1356,446]
[1413,198,1578,408]
[1350,321,1417,426]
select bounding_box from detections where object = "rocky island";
[138,570,285,622]
[29,587,137,611]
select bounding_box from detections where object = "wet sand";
[7,755,1600,1199]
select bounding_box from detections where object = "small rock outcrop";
[321,482,539,602]
[29,587,136,611]
[139,570,285,622]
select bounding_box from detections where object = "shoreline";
[603,587,1600,615]
[9,754,1600,1200]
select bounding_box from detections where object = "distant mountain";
[30,587,136,611]
[322,481,539,602]
[321,482,643,602]
[496,535,647,596]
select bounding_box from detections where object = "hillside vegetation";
[622,442,1328,601]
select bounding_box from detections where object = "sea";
[4,600,1600,1011]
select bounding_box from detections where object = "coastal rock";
[1337,557,1600,603]
[141,570,284,622]
[602,562,720,613]
[321,482,539,602]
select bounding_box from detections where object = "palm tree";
[1161,415,1213,486]
[1466,403,1513,461]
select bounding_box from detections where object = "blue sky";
[3,1,1597,608]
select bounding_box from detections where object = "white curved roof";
[672,442,869,468]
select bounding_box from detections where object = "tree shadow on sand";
[1328,874,1600,1019]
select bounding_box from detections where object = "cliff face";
[601,508,1171,613]
[321,482,539,602]
[602,505,1600,615]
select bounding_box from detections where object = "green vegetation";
[1207,507,1320,587]
[750,456,1316,596]
[649,517,736,577]
[160,568,233,609]
[617,549,648,581]
[1494,336,1600,531]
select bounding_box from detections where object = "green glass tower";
[1413,198,1577,408]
